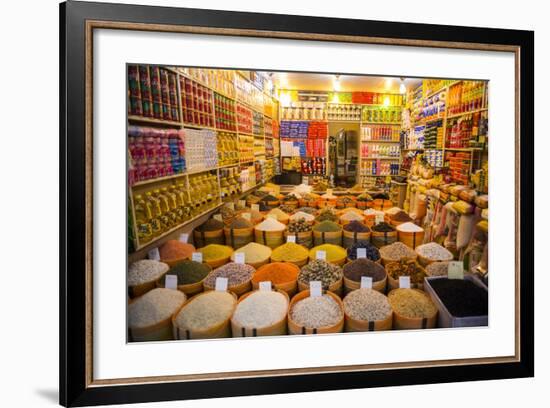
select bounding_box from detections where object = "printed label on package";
[448,261,465,280]
[310,281,322,297]
[259,281,272,291]
[360,276,373,289]
[215,277,228,292]
[148,248,160,261]
[399,276,411,289]
[234,252,246,264]
[165,275,178,290]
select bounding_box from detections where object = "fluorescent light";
[279,91,291,107]
[333,75,341,91]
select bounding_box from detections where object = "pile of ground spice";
[252,262,299,285]
[159,240,195,263]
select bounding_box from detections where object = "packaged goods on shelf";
[214,93,236,131]
[421,92,446,121]
[179,75,214,127]
[133,185,194,244]
[184,129,218,172]
[252,111,264,136]
[424,149,444,169]
[361,124,400,142]
[447,81,487,115]
[280,101,326,121]
[128,126,185,184]
[423,120,444,149]
[362,106,401,123]
[301,157,326,175]
[361,143,400,158]
[327,104,361,121]
[128,65,180,121]
[217,132,239,166]
[360,159,399,177]
[446,111,488,149]
[280,121,309,138]
[237,104,253,134]
[446,151,471,184]
[423,79,455,96]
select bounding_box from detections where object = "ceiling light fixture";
[333,75,341,92]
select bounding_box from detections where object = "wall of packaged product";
[127,65,280,253]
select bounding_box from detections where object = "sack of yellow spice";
[271,242,309,266]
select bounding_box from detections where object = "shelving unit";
[402,80,489,182]
[127,65,279,252]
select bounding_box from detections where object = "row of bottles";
[446,111,488,149]
[361,143,400,158]
[447,81,487,115]
[133,173,220,244]
[360,124,401,142]
[220,167,242,199]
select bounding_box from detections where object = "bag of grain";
[129,288,186,342]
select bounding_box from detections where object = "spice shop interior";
[127,66,489,341]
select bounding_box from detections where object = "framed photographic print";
[60,0,534,406]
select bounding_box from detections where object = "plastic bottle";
[133,194,153,243]
[145,191,162,236]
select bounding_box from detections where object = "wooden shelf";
[182,123,217,131]
[362,156,400,160]
[361,121,401,125]
[132,172,187,187]
[128,115,182,127]
[134,201,224,251]
[361,140,400,143]
[446,107,488,119]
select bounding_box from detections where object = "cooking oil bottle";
[133,194,152,243]
[153,189,172,230]
[145,191,162,236]
[162,187,178,226]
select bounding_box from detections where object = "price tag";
[191,252,203,263]
[315,250,326,261]
[238,200,246,208]
[179,233,189,243]
[259,281,272,291]
[357,248,367,259]
[234,252,245,264]
[286,235,296,243]
[148,247,160,261]
[267,214,278,220]
[251,204,260,212]
[227,202,235,210]
[213,214,223,222]
[399,276,411,289]
[165,274,178,289]
[385,176,392,184]
[375,213,384,224]
[447,261,464,280]
[327,189,333,195]
[242,212,251,221]
[360,276,373,289]
[310,281,322,297]
[215,277,228,291]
